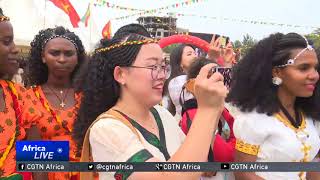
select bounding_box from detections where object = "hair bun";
[54,26,68,35]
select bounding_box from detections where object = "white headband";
[275,35,314,68]
[42,35,78,51]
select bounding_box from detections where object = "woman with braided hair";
[74,24,228,180]
[25,26,87,180]
[0,8,43,180]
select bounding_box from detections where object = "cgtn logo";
[16,141,69,161]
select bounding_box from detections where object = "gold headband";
[95,39,159,53]
[0,16,10,22]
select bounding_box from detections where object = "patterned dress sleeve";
[90,118,154,179]
[233,111,269,156]
[19,87,43,129]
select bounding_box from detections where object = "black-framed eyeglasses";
[128,63,171,80]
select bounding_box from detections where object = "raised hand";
[208,34,222,61]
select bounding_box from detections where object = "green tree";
[233,40,242,49]
[233,34,257,58]
[163,44,179,54]
[306,28,320,49]
[241,34,257,56]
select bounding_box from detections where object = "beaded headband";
[275,35,314,68]
[0,16,9,22]
[95,39,159,53]
[42,34,78,51]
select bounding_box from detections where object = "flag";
[81,3,91,27]
[49,0,81,28]
[102,20,111,39]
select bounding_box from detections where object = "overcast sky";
[83,0,320,41]
[2,0,319,50]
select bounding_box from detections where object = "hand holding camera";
[185,66,232,93]
[192,63,228,110]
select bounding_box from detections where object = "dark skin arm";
[307,172,320,180]
[26,125,48,180]
[307,151,320,180]
[234,150,265,180]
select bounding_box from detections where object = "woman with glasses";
[74,25,228,180]
[227,33,320,179]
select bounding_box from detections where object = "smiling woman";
[227,32,320,180]
[24,26,87,180]
[74,24,228,180]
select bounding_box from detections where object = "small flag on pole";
[102,20,111,39]
[81,3,91,27]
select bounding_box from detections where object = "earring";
[181,65,186,73]
[42,58,46,64]
[272,77,282,86]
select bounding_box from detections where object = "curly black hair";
[25,26,86,90]
[73,33,151,151]
[226,32,320,121]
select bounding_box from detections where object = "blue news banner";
[16,141,69,161]
[16,141,320,172]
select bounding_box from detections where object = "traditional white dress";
[90,105,231,180]
[168,75,194,122]
[234,110,320,180]
[89,105,185,179]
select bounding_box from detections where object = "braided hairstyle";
[25,26,86,89]
[227,32,320,121]
[73,33,150,151]
[113,23,151,39]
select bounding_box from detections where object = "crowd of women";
[0,7,319,180]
